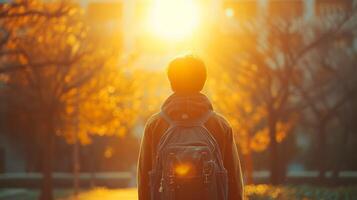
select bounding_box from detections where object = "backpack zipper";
[159,176,164,192]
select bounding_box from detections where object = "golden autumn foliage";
[59,58,142,144]
[60,64,171,145]
[1,0,150,145]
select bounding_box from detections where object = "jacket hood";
[161,92,213,121]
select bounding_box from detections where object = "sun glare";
[225,8,235,18]
[148,0,200,41]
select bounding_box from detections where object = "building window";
[316,0,352,16]
[268,0,303,19]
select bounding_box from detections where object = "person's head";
[167,54,207,94]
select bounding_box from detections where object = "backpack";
[149,110,228,200]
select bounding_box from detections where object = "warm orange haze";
[1,0,357,200]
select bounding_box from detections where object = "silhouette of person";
[138,54,244,200]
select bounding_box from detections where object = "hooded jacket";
[138,93,244,200]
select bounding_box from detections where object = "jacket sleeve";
[138,122,153,200]
[224,127,244,200]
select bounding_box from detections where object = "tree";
[0,1,140,199]
[208,66,296,184]
[292,15,357,181]
[205,4,357,184]
[0,0,70,74]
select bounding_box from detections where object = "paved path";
[0,188,133,200]
[60,188,138,200]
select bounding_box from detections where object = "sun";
[147,0,201,41]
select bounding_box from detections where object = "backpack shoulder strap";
[159,110,175,126]
[196,110,214,125]
[198,111,226,169]
[156,111,176,153]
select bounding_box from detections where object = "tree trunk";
[332,126,350,182]
[278,137,289,183]
[90,145,96,188]
[73,136,80,196]
[40,122,54,200]
[268,115,280,185]
[317,122,327,183]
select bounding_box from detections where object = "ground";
[60,185,357,200]
[0,188,137,200]
[1,185,357,200]
[58,188,137,200]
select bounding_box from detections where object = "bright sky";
[147,0,201,41]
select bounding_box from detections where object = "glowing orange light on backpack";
[175,164,191,176]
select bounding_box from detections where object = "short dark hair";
[167,54,207,93]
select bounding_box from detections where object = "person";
[138,54,244,200]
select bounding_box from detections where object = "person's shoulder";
[207,111,234,141]
[208,111,233,137]
[211,112,232,129]
[145,112,162,129]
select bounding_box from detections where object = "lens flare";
[225,8,235,18]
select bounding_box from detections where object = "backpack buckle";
[168,173,175,185]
